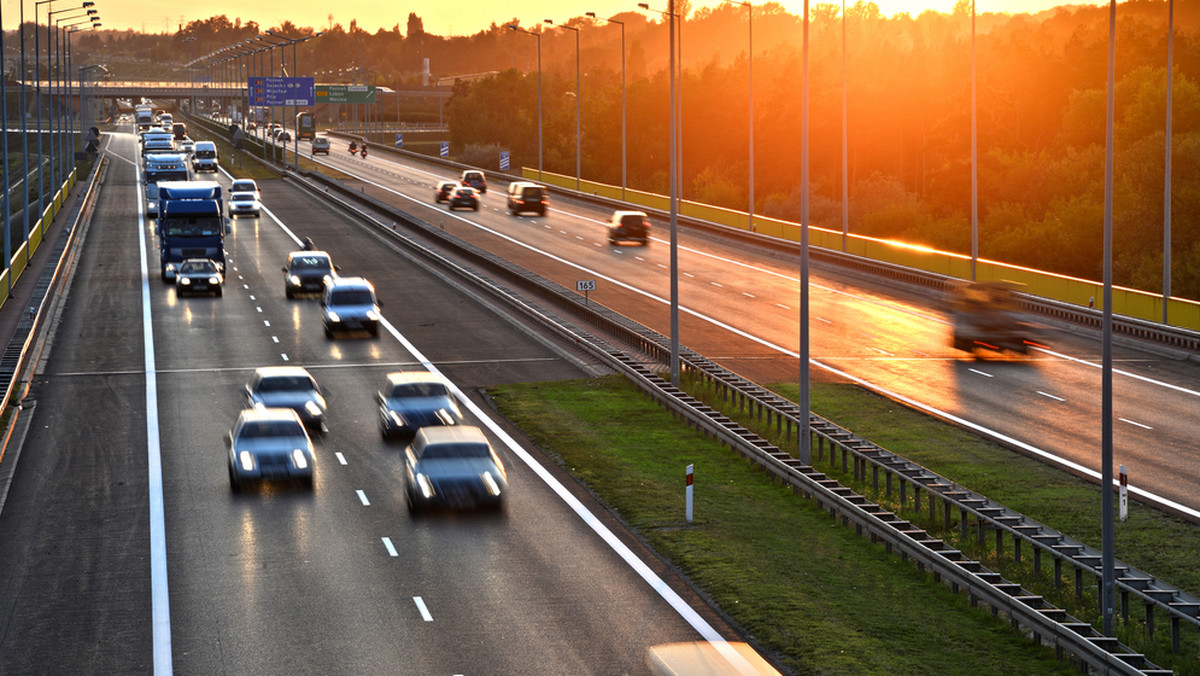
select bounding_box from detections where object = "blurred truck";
[949,281,1034,354]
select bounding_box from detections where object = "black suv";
[606,211,651,246]
[507,181,548,216]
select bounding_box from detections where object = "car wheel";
[229,467,242,493]
[215,288,223,297]
[369,322,380,338]
[286,288,294,300]
[325,325,334,339]
[473,204,479,211]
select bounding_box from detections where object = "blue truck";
[155,180,229,281]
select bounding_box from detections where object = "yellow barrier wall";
[521,167,1200,330]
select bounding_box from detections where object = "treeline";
[53,1,1200,300]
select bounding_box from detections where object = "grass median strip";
[489,375,1076,675]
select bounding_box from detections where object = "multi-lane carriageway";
[0,123,1196,674]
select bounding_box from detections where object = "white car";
[405,426,507,512]
[228,191,261,218]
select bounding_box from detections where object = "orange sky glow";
[3,1,1113,36]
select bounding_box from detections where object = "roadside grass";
[489,376,1079,675]
[716,378,1200,675]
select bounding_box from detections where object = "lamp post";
[2,13,11,299]
[507,24,542,181]
[51,9,97,183]
[546,19,581,191]
[586,12,625,200]
[732,1,753,231]
[259,30,323,169]
[638,1,680,385]
[57,15,94,182]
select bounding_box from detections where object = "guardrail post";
[913,484,921,513]
[995,529,1004,560]
[1054,557,1063,589]
[885,471,893,500]
[872,465,879,493]
[1014,537,1022,564]
[1075,567,1085,600]
[1170,616,1179,654]
[899,478,907,507]
[1145,604,1153,639]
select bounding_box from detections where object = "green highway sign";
[316,84,377,104]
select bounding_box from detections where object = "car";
[231,178,259,198]
[283,250,337,298]
[377,371,463,438]
[507,181,548,216]
[607,210,652,246]
[277,130,292,142]
[448,186,480,211]
[322,276,382,338]
[228,191,261,218]
[227,408,315,491]
[177,137,195,155]
[404,426,507,512]
[460,169,487,193]
[434,181,458,203]
[173,258,223,296]
[311,135,330,155]
[244,366,327,431]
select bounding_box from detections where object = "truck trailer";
[155,181,229,281]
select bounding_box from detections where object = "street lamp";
[545,19,580,191]
[732,1,753,232]
[260,30,323,169]
[507,24,542,180]
[57,15,96,182]
[638,1,681,386]
[586,12,625,200]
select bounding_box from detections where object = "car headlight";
[304,400,323,417]
[388,410,405,427]
[481,471,502,497]
[179,277,191,286]
[416,473,434,499]
[434,408,456,426]
[326,311,340,322]
[366,310,381,321]
[238,450,255,471]
[291,448,309,470]
[287,274,301,286]
[208,276,221,285]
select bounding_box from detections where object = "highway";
[308,137,1200,517]
[0,129,747,674]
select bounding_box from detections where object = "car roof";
[288,250,330,260]
[327,276,374,291]
[385,371,446,388]
[613,210,648,218]
[235,407,303,425]
[253,366,316,380]
[415,425,488,447]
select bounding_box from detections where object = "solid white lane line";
[413,596,433,622]
[382,537,398,557]
[356,490,370,506]
[136,153,173,675]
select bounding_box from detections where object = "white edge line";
[137,150,173,675]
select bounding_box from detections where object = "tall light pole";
[639,1,681,385]
[2,8,11,300]
[1163,0,1174,324]
[1101,0,1116,638]
[734,1,753,231]
[971,0,978,280]
[507,24,543,181]
[587,12,625,200]
[546,19,581,190]
[57,15,94,182]
[50,6,97,187]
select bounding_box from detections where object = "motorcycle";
[360,146,368,159]
[348,141,358,154]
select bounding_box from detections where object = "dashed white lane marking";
[382,537,397,557]
[356,490,370,506]
[1037,391,1066,402]
[414,597,433,621]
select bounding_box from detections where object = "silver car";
[227,408,315,491]
[228,191,261,217]
[174,258,223,297]
[378,371,463,438]
[405,426,507,512]
[244,366,327,431]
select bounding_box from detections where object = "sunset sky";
[3,1,1113,36]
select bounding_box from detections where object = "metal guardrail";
[298,170,1178,674]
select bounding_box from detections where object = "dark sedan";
[448,186,480,211]
[283,250,337,299]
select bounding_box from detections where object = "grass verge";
[489,376,1081,675]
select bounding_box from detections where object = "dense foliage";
[42,1,1200,299]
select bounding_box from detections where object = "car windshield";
[257,376,317,393]
[231,192,257,201]
[291,256,331,272]
[420,442,490,460]
[232,182,255,192]
[180,261,216,274]
[389,382,448,398]
[330,290,374,305]
[238,420,305,439]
